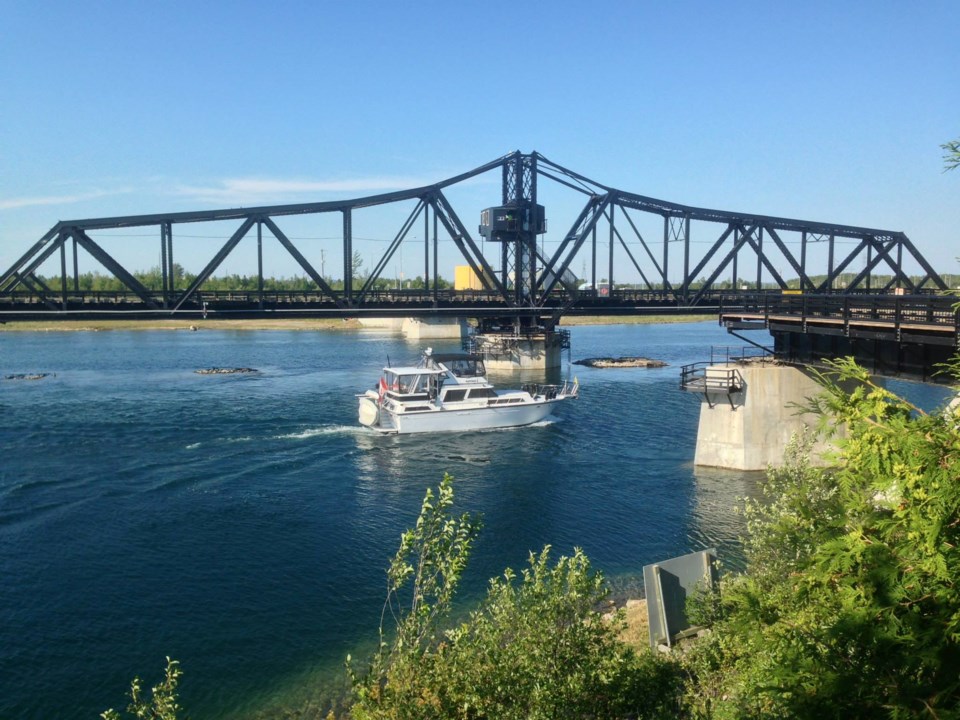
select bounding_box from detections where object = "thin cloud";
[0,189,127,211]
[175,175,440,206]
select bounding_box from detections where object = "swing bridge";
[1,151,955,379]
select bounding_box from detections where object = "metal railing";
[706,344,772,364]
[719,292,959,331]
[679,363,745,395]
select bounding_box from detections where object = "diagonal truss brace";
[173,217,256,311]
[260,217,345,307]
[357,199,425,302]
[538,193,612,299]
[427,190,511,303]
[73,229,159,308]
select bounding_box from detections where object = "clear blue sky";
[2,0,957,281]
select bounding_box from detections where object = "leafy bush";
[682,359,960,719]
[349,474,680,719]
[101,657,182,720]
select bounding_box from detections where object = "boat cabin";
[425,353,486,378]
[381,367,444,399]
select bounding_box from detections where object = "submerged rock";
[573,357,667,369]
[4,373,52,380]
[194,367,259,375]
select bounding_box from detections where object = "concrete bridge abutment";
[470,331,564,371]
[693,363,834,471]
[356,317,467,340]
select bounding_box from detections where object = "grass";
[0,318,364,332]
[0,315,714,333]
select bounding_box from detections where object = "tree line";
[36,264,454,294]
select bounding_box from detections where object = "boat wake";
[276,425,364,440]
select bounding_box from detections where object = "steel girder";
[0,151,948,318]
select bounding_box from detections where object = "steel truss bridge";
[0,151,949,330]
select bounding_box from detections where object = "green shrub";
[350,474,681,719]
[681,359,960,719]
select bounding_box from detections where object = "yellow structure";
[454,265,484,290]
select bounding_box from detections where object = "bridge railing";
[0,285,743,314]
[679,363,745,394]
[706,345,772,364]
[720,292,959,331]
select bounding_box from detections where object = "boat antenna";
[387,354,391,368]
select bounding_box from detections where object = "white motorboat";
[357,348,579,434]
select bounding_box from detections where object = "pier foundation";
[471,332,564,370]
[356,317,467,340]
[401,317,467,340]
[693,363,833,471]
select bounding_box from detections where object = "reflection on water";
[1,321,773,720]
[689,466,765,573]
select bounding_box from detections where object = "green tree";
[682,358,960,719]
[101,658,182,720]
[349,474,680,720]
[943,138,960,172]
[349,473,482,717]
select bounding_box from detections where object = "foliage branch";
[682,357,960,718]
[101,657,182,720]
[348,474,678,719]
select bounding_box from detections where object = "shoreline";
[0,315,715,333]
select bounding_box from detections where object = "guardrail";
[705,344,772,364]
[719,292,959,331]
[679,363,745,395]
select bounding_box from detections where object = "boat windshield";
[444,357,485,377]
[384,370,438,395]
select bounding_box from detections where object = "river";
[0,320,874,719]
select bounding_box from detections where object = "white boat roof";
[383,365,445,375]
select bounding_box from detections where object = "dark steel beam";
[539,194,612,297]
[260,217,344,306]
[609,219,654,290]
[428,191,510,302]
[817,238,868,291]
[73,229,159,308]
[682,223,737,293]
[764,226,810,289]
[173,217,257,311]
[741,227,787,288]
[1,230,64,293]
[0,224,63,291]
[846,237,902,291]
[342,209,352,300]
[13,272,60,311]
[1,151,948,316]
[617,203,666,287]
[689,225,757,306]
[358,200,424,301]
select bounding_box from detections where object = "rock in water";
[573,357,667,368]
[194,367,259,375]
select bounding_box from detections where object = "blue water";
[4,321,942,719]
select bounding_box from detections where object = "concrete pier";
[356,317,466,340]
[401,317,467,340]
[693,363,832,471]
[471,332,563,370]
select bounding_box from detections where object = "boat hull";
[358,392,567,434]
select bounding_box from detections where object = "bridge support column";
[355,316,467,340]
[694,364,834,471]
[401,317,467,340]
[471,331,564,370]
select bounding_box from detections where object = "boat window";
[399,375,417,393]
[467,388,497,399]
[448,358,485,377]
[443,389,468,402]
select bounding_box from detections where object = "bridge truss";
[0,151,948,320]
